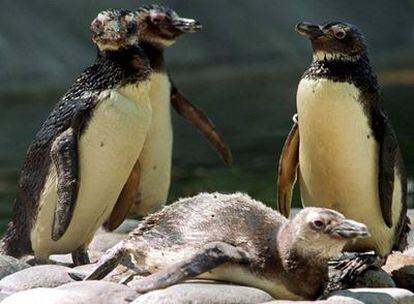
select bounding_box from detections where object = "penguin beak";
[172,17,202,33]
[295,22,324,39]
[331,219,370,239]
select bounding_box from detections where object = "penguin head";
[295,21,367,62]
[291,207,370,258]
[90,9,139,51]
[137,4,202,48]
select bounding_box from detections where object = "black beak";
[331,219,370,239]
[295,22,324,39]
[172,17,202,33]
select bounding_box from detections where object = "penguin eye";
[149,12,166,25]
[333,28,346,40]
[312,219,325,230]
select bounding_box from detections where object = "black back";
[1,45,150,256]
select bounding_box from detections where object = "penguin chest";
[133,247,304,301]
[31,85,151,257]
[199,265,304,300]
[296,78,388,251]
[130,73,173,216]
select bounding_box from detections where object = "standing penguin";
[105,5,232,230]
[277,21,410,258]
[1,9,152,264]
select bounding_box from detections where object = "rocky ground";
[0,211,414,304]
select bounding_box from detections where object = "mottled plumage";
[108,5,231,226]
[85,193,369,300]
[1,10,151,263]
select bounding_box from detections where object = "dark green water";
[0,75,413,233]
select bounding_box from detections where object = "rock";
[353,268,396,288]
[325,288,414,304]
[260,288,414,304]
[57,281,139,303]
[0,265,85,293]
[89,232,126,253]
[74,263,136,283]
[259,301,325,304]
[131,282,274,304]
[2,281,139,304]
[0,293,9,301]
[112,219,140,234]
[383,252,414,292]
[0,255,30,280]
[20,251,103,266]
[49,251,104,265]
[1,288,83,304]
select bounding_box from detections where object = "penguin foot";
[321,252,383,298]
[72,248,90,266]
[330,251,383,281]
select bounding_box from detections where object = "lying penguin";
[83,193,370,300]
[105,4,232,230]
[1,9,152,264]
[277,21,410,259]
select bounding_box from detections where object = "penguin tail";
[0,221,32,258]
[393,215,411,252]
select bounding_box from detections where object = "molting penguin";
[277,21,410,258]
[84,193,369,300]
[105,4,232,230]
[1,9,152,264]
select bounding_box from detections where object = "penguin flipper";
[170,84,233,165]
[104,161,141,231]
[51,102,92,241]
[376,112,398,228]
[277,121,299,218]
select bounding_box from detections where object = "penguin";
[277,21,410,258]
[1,9,152,264]
[104,4,232,230]
[83,193,369,300]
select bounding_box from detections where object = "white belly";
[131,247,303,301]
[199,265,304,300]
[31,84,151,259]
[130,73,173,216]
[297,78,401,256]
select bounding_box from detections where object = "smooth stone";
[57,281,139,303]
[132,282,274,304]
[2,282,139,304]
[112,219,140,234]
[0,293,9,301]
[74,263,136,283]
[0,255,30,280]
[260,288,414,304]
[325,288,414,304]
[89,232,126,253]
[383,252,414,291]
[20,250,103,266]
[353,269,396,288]
[0,265,85,293]
[1,288,83,304]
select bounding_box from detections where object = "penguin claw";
[329,251,382,283]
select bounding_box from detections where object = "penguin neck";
[63,46,150,100]
[277,222,329,274]
[274,224,329,298]
[139,42,166,73]
[97,45,150,84]
[303,53,379,93]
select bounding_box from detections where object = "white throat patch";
[96,37,140,52]
[313,51,359,63]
